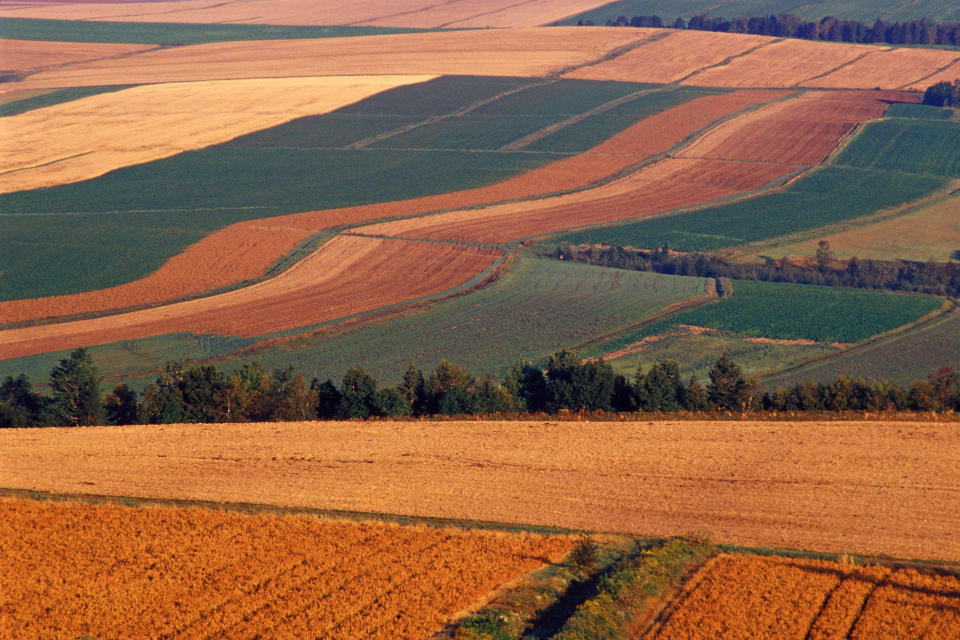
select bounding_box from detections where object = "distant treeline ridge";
[547,242,960,297]
[578,12,960,47]
[2,347,959,428]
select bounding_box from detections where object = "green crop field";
[557,0,960,24]
[196,257,709,386]
[0,77,711,301]
[554,116,960,252]
[524,86,724,153]
[884,104,955,120]
[0,17,424,45]
[757,306,960,387]
[0,86,134,117]
[588,279,943,356]
[553,167,945,252]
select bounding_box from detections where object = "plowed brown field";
[0,75,433,193]
[1,420,957,561]
[10,28,649,90]
[1,89,782,325]
[810,47,960,90]
[675,93,887,165]
[360,157,789,243]
[642,555,960,640]
[565,29,771,84]
[0,0,613,28]
[0,38,156,73]
[685,39,885,88]
[0,236,502,358]
[0,498,572,639]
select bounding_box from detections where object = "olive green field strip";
[0,257,712,386]
[553,115,960,251]
[0,77,707,302]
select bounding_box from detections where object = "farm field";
[559,0,960,23]
[0,257,713,385]
[0,497,572,639]
[0,0,616,28]
[1,419,958,562]
[0,237,504,360]
[641,554,960,640]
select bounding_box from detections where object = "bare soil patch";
[1,420,956,561]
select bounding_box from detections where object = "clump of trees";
[548,243,960,297]
[923,80,960,107]
[579,12,960,47]
[2,348,958,428]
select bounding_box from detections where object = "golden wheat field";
[642,554,960,640]
[0,497,572,639]
[2,420,957,563]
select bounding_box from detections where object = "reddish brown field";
[0,0,613,27]
[642,555,960,640]
[361,157,790,243]
[685,38,884,88]
[0,236,503,358]
[566,29,771,84]
[1,420,957,561]
[0,37,155,73]
[810,47,960,90]
[1,89,782,325]
[0,498,572,639]
[10,28,649,90]
[675,92,888,165]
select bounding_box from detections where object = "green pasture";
[557,0,960,23]
[0,77,713,300]
[0,18,423,45]
[604,330,836,382]
[833,119,960,177]
[756,307,960,387]
[884,103,955,120]
[589,279,943,354]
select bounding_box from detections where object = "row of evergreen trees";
[580,13,960,47]
[2,348,958,428]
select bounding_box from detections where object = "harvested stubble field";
[0,75,434,193]
[0,497,572,639]
[0,236,502,359]
[2,420,957,562]
[0,37,155,72]
[0,0,615,28]
[813,47,960,90]
[642,554,960,639]
[9,28,649,90]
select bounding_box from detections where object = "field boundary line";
[0,486,587,535]
[898,56,960,90]
[553,29,673,77]
[800,47,890,86]
[674,37,782,86]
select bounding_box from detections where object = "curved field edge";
[0,77,705,304]
[0,495,574,640]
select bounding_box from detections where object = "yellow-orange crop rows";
[642,554,960,640]
[811,47,960,90]
[11,28,649,91]
[0,75,434,193]
[565,29,770,84]
[684,38,884,88]
[0,497,572,639]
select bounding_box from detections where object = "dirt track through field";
[2,420,957,562]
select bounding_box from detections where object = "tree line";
[2,347,959,428]
[923,80,960,107]
[547,242,960,297]
[578,12,960,47]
